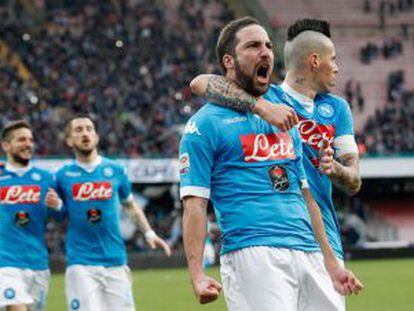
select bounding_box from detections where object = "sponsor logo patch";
[297,117,335,152]
[0,185,41,204]
[87,208,102,224]
[268,165,289,191]
[179,153,190,174]
[72,182,112,201]
[240,133,295,162]
[15,211,30,227]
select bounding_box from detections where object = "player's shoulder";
[263,83,284,102]
[316,92,350,110]
[100,157,124,170]
[56,161,78,178]
[31,166,53,178]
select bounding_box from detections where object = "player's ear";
[66,136,73,148]
[1,141,10,153]
[309,53,320,72]
[223,54,234,71]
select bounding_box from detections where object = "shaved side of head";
[284,31,334,71]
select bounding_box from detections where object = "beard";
[10,152,30,166]
[234,58,269,97]
[74,145,95,157]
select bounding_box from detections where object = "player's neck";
[6,156,30,169]
[75,149,99,164]
[284,72,317,100]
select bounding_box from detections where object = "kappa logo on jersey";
[72,182,113,201]
[0,185,41,204]
[297,117,335,151]
[184,121,201,136]
[240,133,295,162]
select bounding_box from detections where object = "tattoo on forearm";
[205,76,257,112]
[330,153,362,195]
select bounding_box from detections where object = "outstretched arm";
[190,74,298,131]
[183,196,222,304]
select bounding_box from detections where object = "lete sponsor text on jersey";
[240,133,295,162]
[297,117,335,151]
[72,182,113,201]
[0,185,41,204]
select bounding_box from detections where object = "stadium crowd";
[0,0,233,157]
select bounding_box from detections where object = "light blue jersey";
[0,165,55,270]
[56,157,132,267]
[179,104,319,255]
[264,84,356,259]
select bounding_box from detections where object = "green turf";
[46,258,414,310]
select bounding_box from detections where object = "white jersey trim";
[180,186,210,199]
[334,135,358,157]
[121,193,134,204]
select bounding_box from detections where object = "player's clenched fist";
[192,275,222,304]
[253,98,299,132]
[45,187,62,210]
[319,138,334,175]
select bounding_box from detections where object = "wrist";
[249,97,262,113]
[144,230,156,240]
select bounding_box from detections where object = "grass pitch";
[46,258,414,310]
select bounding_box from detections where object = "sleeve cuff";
[180,186,210,199]
[334,135,358,157]
[121,193,134,204]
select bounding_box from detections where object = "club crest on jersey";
[4,288,15,299]
[268,165,289,191]
[30,172,42,181]
[317,103,335,119]
[15,211,30,227]
[72,182,112,201]
[179,153,190,174]
[87,208,102,224]
[297,117,335,151]
[102,167,114,178]
[240,133,295,162]
[0,185,41,204]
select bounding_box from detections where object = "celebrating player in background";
[190,17,362,282]
[180,17,361,311]
[47,115,171,311]
[0,121,60,311]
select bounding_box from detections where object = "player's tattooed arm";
[190,74,299,131]
[330,153,362,196]
[183,196,222,304]
[191,74,255,112]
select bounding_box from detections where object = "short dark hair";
[287,19,331,41]
[1,120,32,142]
[216,16,262,74]
[64,114,97,138]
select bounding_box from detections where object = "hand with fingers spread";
[319,138,334,175]
[345,269,364,295]
[45,187,62,211]
[145,231,172,257]
[252,98,299,132]
[192,274,222,304]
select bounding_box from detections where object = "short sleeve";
[179,118,216,200]
[118,166,133,203]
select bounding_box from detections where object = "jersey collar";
[5,162,33,177]
[75,155,103,173]
[281,82,315,115]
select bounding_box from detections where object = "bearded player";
[0,121,60,311]
[190,18,363,310]
[48,115,171,311]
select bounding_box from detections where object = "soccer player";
[49,115,171,311]
[192,17,361,251]
[0,121,59,311]
[190,18,363,309]
[180,17,361,311]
